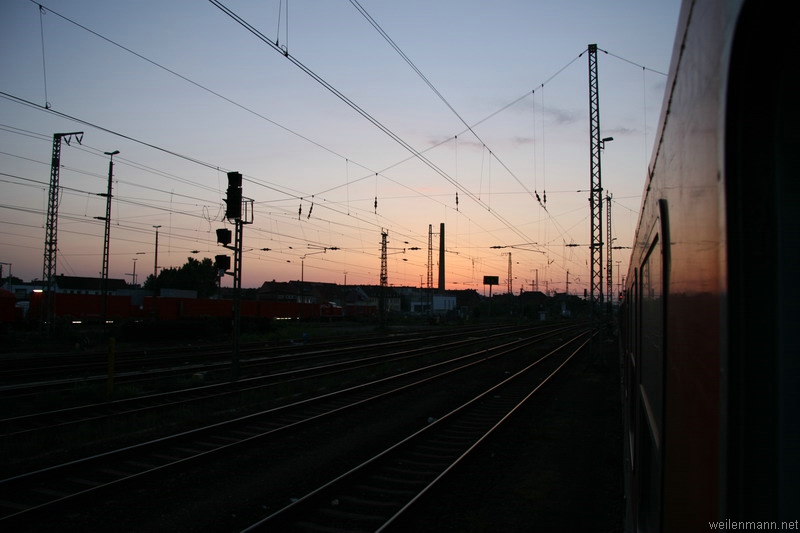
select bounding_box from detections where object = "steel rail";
[0,325,585,525]
[241,330,593,532]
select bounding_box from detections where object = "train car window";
[637,232,664,532]
[626,268,638,469]
[640,235,663,446]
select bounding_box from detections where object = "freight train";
[18,291,350,324]
[619,0,798,531]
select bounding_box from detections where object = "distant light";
[33,289,43,293]
[72,320,82,324]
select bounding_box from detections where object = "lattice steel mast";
[99,150,119,322]
[503,252,512,294]
[427,224,434,314]
[427,224,433,291]
[42,132,83,332]
[438,223,445,292]
[588,44,604,316]
[606,192,614,315]
[380,229,388,326]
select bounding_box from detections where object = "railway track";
[242,330,592,532]
[0,323,565,473]
[0,323,587,527]
[0,323,531,406]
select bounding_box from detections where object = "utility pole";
[97,150,119,323]
[126,258,138,286]
[42,131,83,334]
[152,225,161,279]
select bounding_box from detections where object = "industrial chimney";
[438,222,445,292]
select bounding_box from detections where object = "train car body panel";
[23,292,333,323]
[622,0,799,530]
[0,289,17,323]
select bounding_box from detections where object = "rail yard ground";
[5,323,623,532]
[390,332,624,533]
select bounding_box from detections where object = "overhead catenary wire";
[17,2,623,259]
[207,0,535,247]
[6,3,666,286]
[24,0,455,226]
[0,142,425,280]
[349,0,582,210]
[14,1,491,258]
[0,124,423,264]
[1,91,222,172]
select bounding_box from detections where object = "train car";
[0,289,18,324]
[23,292,335,323]
[138,297,325,321]
[27,291,134,323]
[620,1,799,531]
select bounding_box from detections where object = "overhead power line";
[348,0,542,204]
[21,1,611,255]
[207,0,535,247]
[1,91,222,172]
[9,4,662,285]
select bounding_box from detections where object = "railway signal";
[214,254,231,272]
[224,171,242,220]
[216,228,232,246]
[218,171,253,380]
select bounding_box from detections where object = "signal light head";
[224,171,243,220]
[224,188,242,220]
[214,254,231,272]
[226,171,242,188]
[216,228,232,245]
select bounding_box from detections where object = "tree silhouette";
[144,257,218,298]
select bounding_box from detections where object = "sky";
[0,0,680,295]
